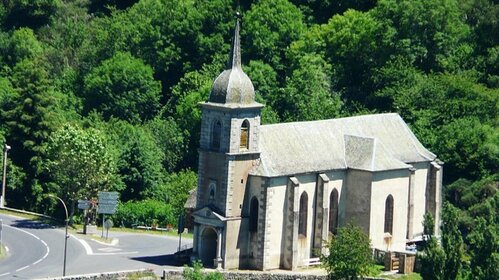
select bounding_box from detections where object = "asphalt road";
[0,213,191,279]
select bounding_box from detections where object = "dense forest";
[0,0,497,277]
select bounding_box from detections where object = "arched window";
[212,120,221,150]
[240,120,249,150]
[249,196,259,232]
[299,192,308,237]
[384,195,394,234]
[329,189,339,234]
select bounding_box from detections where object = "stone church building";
[191,18,443,270]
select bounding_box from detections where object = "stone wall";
[162,269,387,280]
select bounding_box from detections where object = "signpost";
[77,199,91,210]
[177,215,185,252]
[97,192,119,238]
[104,219,113,239]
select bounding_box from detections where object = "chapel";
[190,16,443,270]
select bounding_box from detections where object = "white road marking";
[0,273,10,277]
[98,247,121,252]
[15,265,29,272]
[75,236,93,254]
[3,224,50,272]
[73,235,137,255]
[92,251,138,256]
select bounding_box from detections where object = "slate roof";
[209,15,256,105]
[250,113,436,177]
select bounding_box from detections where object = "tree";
[468,217,499,280]
[144,117,186,173]
[281,54,342,122]
[44,123,118,216]
[106,120,165,202]
[0,58,69,209]
[435,118,498,182]
[319,9,390,109]
[321,224,373,280]
[83,52,161,123]
[372,0,471,73]
[1,28,44,67]
[1,0,59,30]
[441,203,464,280]
[243,0,306,73]
[418,213,445,280]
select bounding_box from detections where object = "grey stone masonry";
[406,168,416,240]
[162,269,388,280]
[262,184,275,269]
[256,178,269,270]
[281,177,299,270]
[313,174,329,256]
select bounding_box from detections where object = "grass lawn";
[384,273,422,280]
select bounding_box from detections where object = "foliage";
[143,170,197,219]
[243,0,305,72]
[418,214,445,280]
[105,120,165,202]
[321,224,373,280]
[441,203,464,280]
[183,261,223,280]
[1,0,59,30]
[83,52,161,123]
[0,3,496,274]
[114,199,175,228]
[467,217,499,280]
[44,124,118,214]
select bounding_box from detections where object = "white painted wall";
[265,177,287,269]
[370,170,410,252]
[411,162,430,238]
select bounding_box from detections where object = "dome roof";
[209,15,255,105]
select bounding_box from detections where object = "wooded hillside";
[0,2,497,275]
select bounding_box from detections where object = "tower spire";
[227,12,242,70]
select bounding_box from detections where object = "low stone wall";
[34,269,154,280]
[162,269,386,280]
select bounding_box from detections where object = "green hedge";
[114,199,176,228]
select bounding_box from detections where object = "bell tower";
[192,13,264,269]
[196,13,263,216]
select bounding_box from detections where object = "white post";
[216,228,223,269]
[1,144,11,208]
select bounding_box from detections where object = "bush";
[113,199,175,228]
[183,261,223,280]
[321,223,373,280]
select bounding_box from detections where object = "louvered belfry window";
[240,120,249,150]
[212,120,221,150]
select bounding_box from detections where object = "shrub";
[183,261,223,280]
[113,199,175,228]
[321,223,373,280]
